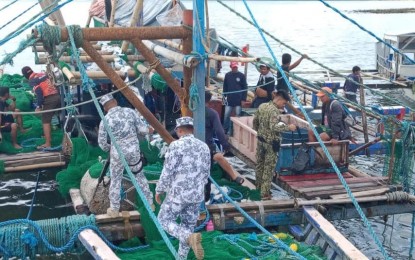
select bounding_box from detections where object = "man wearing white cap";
[155,116,210,260]
[223,61,247,135]
[97,93,154,217]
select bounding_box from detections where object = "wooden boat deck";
[0,151,66,173]
[277,172,392,199]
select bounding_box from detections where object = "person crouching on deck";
[22,66,61,149]
[155,117,210,260]
[97,94,154,218]
[253,90,296,200]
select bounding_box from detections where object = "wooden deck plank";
[289,177,388,189]
[329,187,391,199]
[303,185,384,199]
[78,229,120,260]
[303,206,369,260]
[279,172,354,183]
[0,151,62,160]
[295,182,384,193]
[70,188,85,213]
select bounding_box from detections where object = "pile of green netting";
[0,74,64,173]
[116,230,326,260]
[56,137,108,196]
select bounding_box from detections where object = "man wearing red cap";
[223,61,247,135]
[308,87,352,144]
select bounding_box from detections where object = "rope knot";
[21,229,38,248]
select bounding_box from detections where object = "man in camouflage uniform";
[155,117,210,260]
[98,94,154,218]
[253,90,296,199]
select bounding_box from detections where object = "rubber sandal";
[234,176,245,185]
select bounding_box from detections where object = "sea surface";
[1,0,415,259]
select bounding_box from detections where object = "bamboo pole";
[131,39,185,101]
[121,0,143,53]
[37,55,145,64]
[295,192,415,207]
[61,67,75,83]
[142,40,198,68]
[156,39,183,51]
[38,0,66,26]
[243,44,249,77]
[82,40,174,144]
[361,72,407,87]
[71,70,134,81]
[108,0,118,27]
[349,137,381,156]
[207,53,259,63]
[359,81,370,156]
[5,161,66,172]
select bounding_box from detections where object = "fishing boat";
[376,32,415,81]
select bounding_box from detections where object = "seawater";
[1,0,415,259]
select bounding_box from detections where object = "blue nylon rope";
[240,0,390,259]
[0,218,148,255]
[319,0,415,65]
[66,26,179,259]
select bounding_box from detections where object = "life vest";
[29,72,58,97]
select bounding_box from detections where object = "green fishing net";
[56,137,107,196]
[116,230,326,260]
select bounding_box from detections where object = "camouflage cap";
[175,116,194,130]
[99,93,114,106]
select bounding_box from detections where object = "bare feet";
[13,144,22,149]
[187,233,204,260]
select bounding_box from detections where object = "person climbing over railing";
[0,87,28,149]
[97,93,154,218]
[308,87,356,145]
[155,117,210,260]
[253,90,296,200]
[251,63,275,108]
[343,65,362,104]
[21,66,61,150]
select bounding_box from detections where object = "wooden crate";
[229,115,311,163]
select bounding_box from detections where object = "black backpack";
[291,129,323,173]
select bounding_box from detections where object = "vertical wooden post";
[387,126,397,183]
[182,10,193,117]
[38,0,66,26]
[108,0,118,27]
[243,44,249,77]
[82,40,174,144]
[359,82,370,156]
[121,0,144,53]
[192,0,206,141]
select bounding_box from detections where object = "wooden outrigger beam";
[37,54,145,64]
[79,229,120,260]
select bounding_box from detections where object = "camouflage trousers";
[255,141,278,197]
[109,152,153,210]
[158,195,200,259]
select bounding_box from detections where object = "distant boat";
[376,32,415,81]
